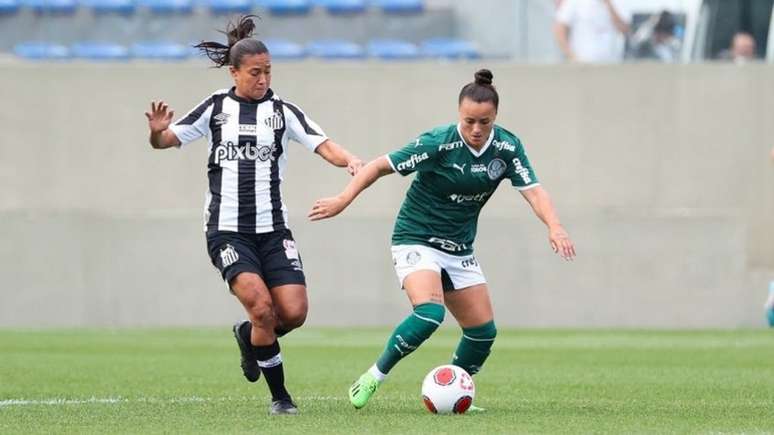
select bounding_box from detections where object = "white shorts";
[391,244,486,291]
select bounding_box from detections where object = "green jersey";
[386,123,539,256]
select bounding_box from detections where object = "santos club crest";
[264,110,284,130]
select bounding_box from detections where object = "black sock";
[254,340,290,401]
[238,322,257,357]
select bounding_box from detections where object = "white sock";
[368,364,387,383]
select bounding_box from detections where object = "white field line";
[0,396,343,407]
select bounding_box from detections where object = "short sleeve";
[508,141,540,190]
[555,0,576,25]
[386,132,440,176]
[169,96,213,147]
[283,101,328,151]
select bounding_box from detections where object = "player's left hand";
[347,157,365,176]
[308,195,349,221]
[549,225,576,261]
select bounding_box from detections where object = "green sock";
[452,320,497,375]
[375,302,445,374]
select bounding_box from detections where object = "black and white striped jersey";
[170,87,327,234]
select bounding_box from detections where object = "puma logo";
[452,163,466,174]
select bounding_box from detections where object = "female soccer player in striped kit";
[144,16,363,415]
[309,69,576,410]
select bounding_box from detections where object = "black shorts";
[206,229,306,289]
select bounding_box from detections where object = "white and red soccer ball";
[421,364,475,414]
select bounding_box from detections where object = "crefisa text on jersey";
[396,152,429,171]
[213,140,277,164]
[492,140,515,152]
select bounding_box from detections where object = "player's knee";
[281,307,307,330]
[414,302,446,334]
[246,298,274,328]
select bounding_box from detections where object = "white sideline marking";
[0,396,343,407]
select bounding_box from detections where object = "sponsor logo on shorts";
[220,244,239,268]
[283,239,299,260]
[461,256,478,269]
[396,153,429,171]
[406,251,422,266]
[487,158,507,180]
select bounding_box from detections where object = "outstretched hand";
[308,196,349,221]
[549,225,576,261]
[145,100,174,133]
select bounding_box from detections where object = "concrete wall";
[0,61,772,328]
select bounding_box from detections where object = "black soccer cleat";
[232,320,260,383]
[269,398,299,415]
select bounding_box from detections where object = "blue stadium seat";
[80,0,135,14]
[306,39,364,59]
[207,0,251,14]
[263,38,306,60]
[132,42,189,60]
[311,0,364,14]
[372,0,422,14]
[137,0,192,13]
[256,0,310,15]
[0,0,20,14]
[71,42,130,60]
[367,39,420,60]
[421,38,479,59]
[21,0,78,14]
[14,42,70,59]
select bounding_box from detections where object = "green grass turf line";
[1,328,773,434]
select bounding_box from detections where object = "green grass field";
[2,328,773,434]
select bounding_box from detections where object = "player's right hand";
[308,195,349,221]
[145,100,174,133]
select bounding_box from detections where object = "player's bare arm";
[145,100,181,149]
[308,156,393,221]
[520,185,576,260]
[315,139,364,175]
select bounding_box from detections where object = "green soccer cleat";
[348,372,380,409]
[468,404,486,413]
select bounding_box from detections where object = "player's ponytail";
[459,68,499,111]
[195,15,268,68]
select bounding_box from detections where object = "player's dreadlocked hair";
[195,15,268,68]
[458,69,499,111]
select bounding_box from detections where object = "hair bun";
[226,14,257,46]
[474,69,493,86]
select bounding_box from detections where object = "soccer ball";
[421,364,475,414]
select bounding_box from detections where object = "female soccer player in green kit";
[309,69,576,410]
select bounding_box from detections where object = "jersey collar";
[228,87,274,104]
[456,123,495,158]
